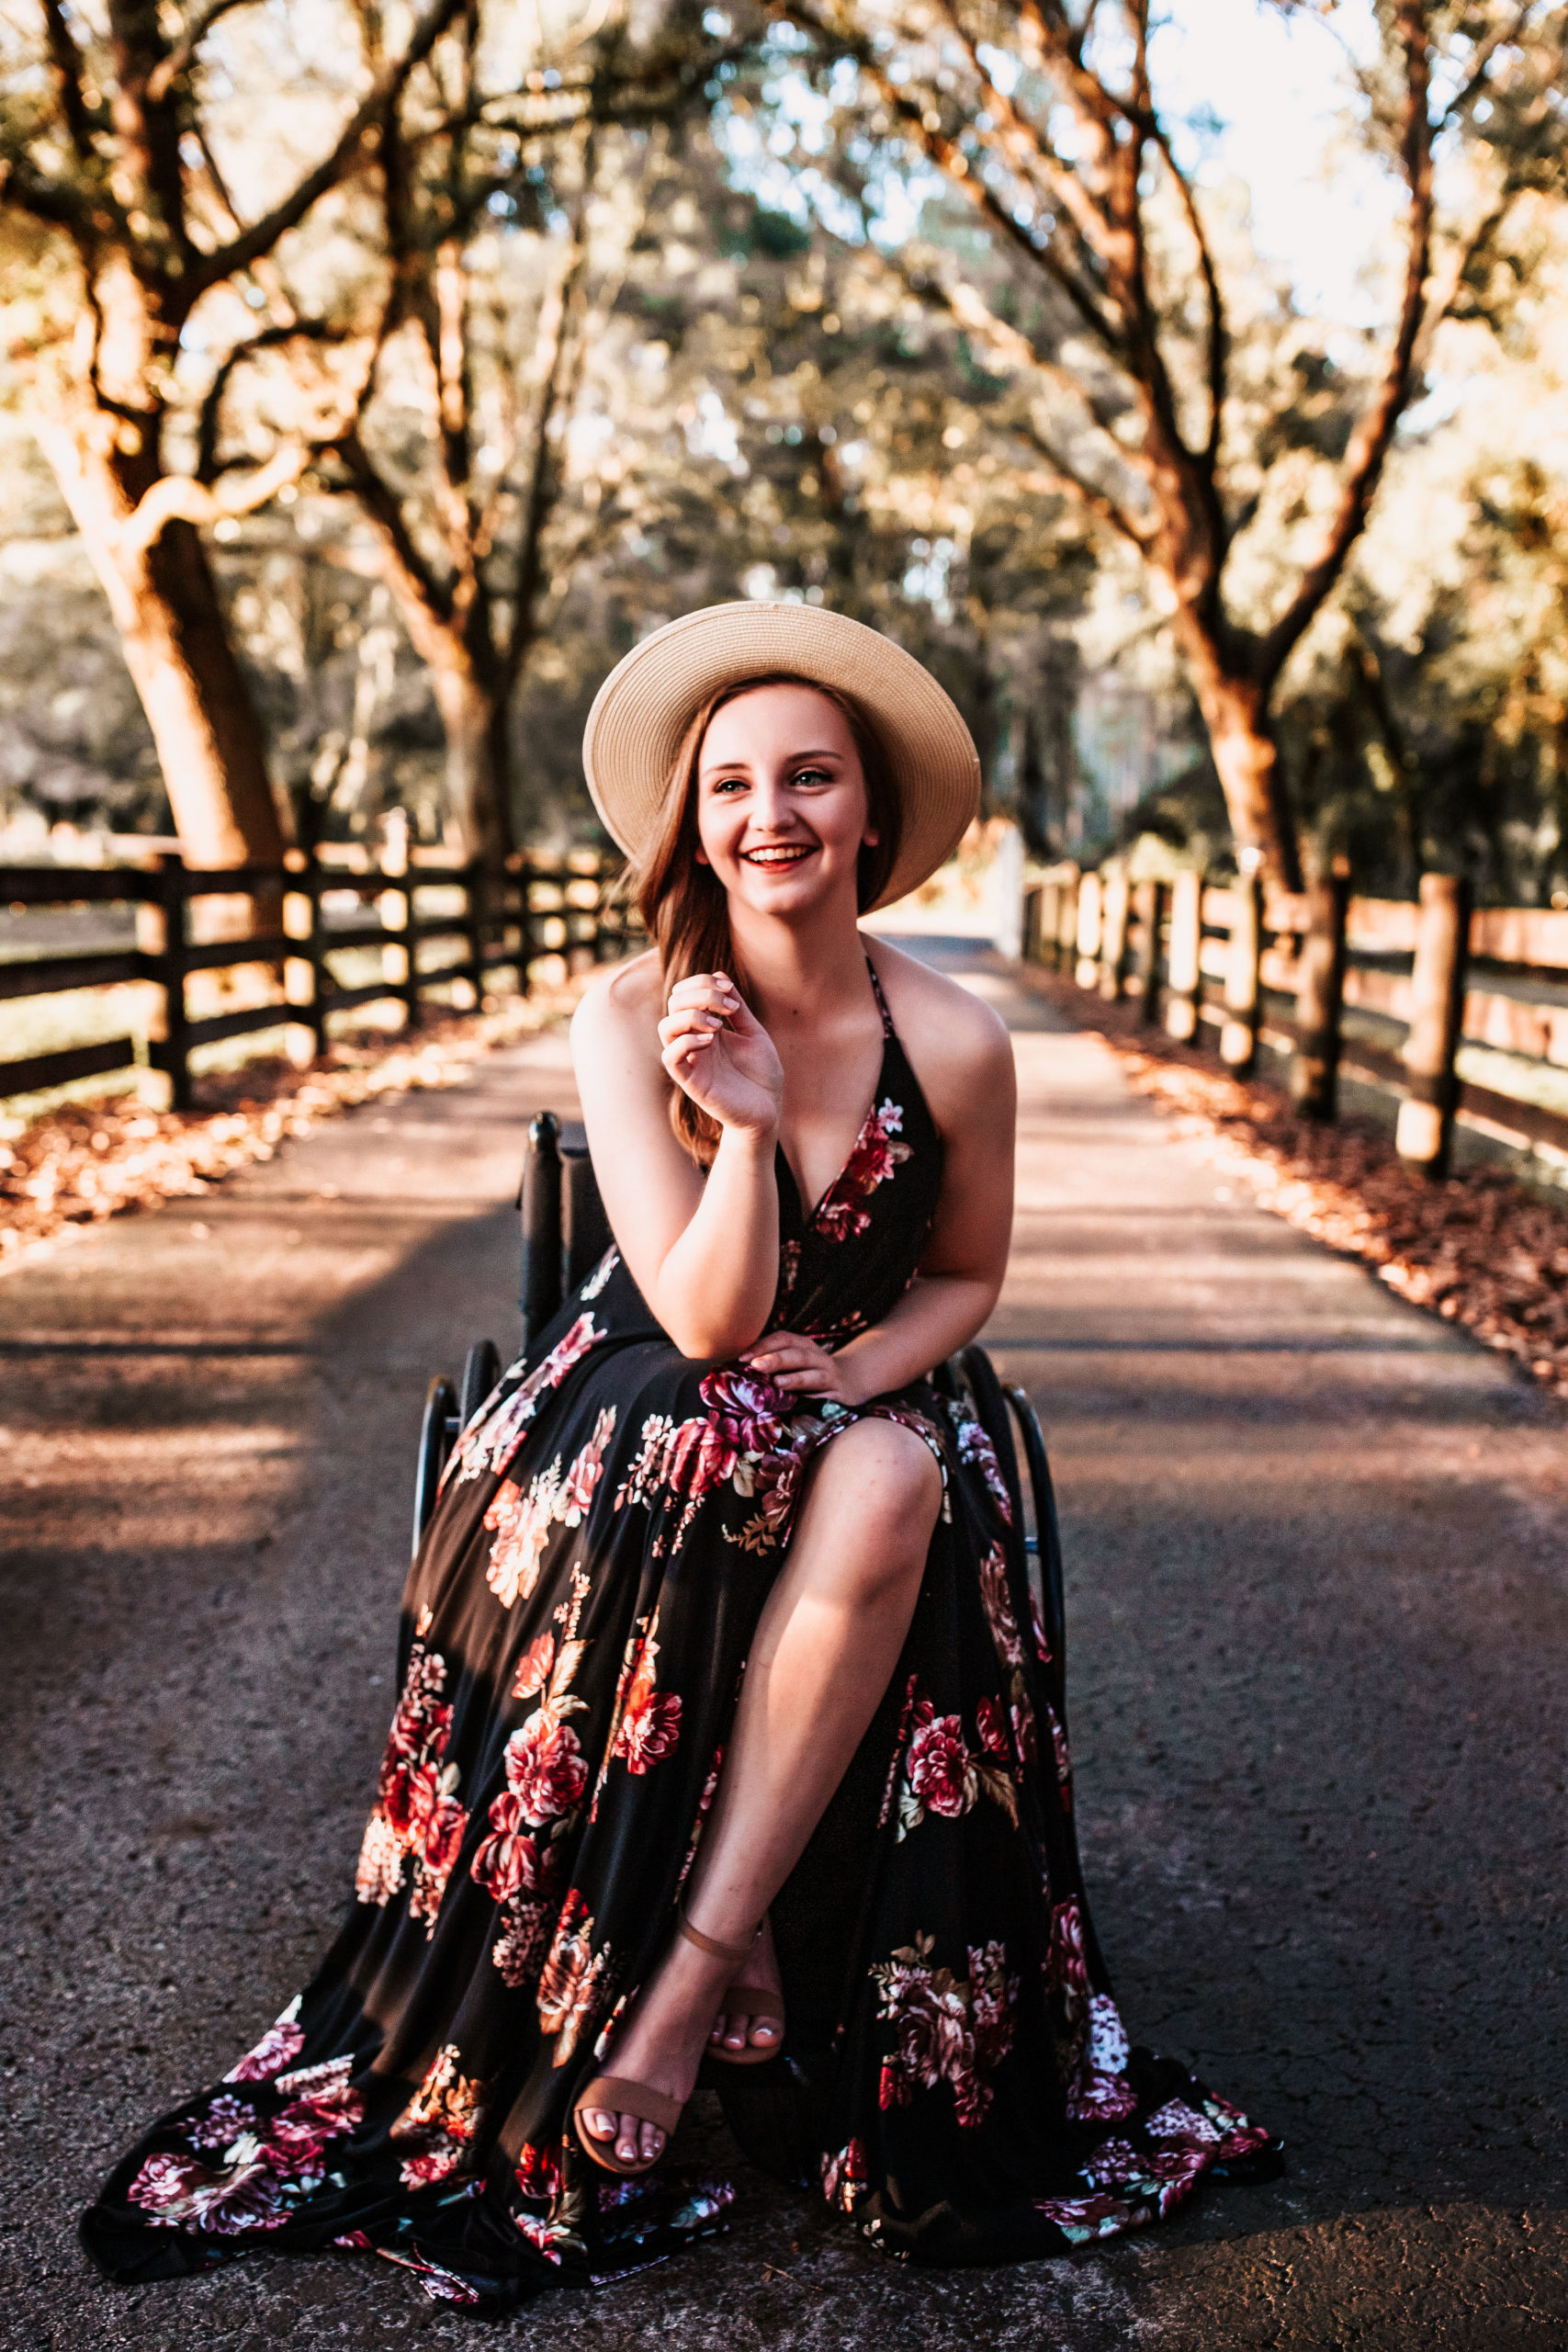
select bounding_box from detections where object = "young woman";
[83,605,1276,2313]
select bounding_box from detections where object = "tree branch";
[1013,410,1156,550]
[191,0,468,297]
[335,430,455,628]
[1258,0,1433,687]
[146,0,260,103]
[1438,0,1545,125]
[195,319,337,481]
[114,443,314,558]
[43,0,96,161]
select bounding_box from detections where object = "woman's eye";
[791,766,830,787]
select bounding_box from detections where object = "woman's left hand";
[740,1330,862,1408]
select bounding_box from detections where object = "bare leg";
[580,1417,942,2165]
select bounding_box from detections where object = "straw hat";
[581,601,980,910]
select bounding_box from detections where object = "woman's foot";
[577,1916,749,2168]
[707,1912,784,2059]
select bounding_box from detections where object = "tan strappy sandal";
[683,1911,786,2069]
[572,1914,773,2176]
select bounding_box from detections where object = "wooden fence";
[1025,864,1568,1178]
[0,847,632,1110]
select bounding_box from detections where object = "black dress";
[83,969,1279,2312]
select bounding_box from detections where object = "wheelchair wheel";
[412,1374,457,1562]
[459,1338,501,1431]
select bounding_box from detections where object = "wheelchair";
[412,1111,1066,1674]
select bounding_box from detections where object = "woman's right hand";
[658,971,783,1141]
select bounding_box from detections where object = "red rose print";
[504,1711,588,1826]
[906,1707,976,1819]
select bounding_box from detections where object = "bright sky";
[1148,0,1400,325]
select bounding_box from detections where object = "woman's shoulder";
[571,949,663,1043]
[864,934,1011,1057]
[863,935,1014,1131]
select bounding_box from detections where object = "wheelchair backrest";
[518,1112,613,1344]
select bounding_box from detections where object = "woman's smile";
[739,840,817,869]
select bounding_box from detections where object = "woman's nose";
[746,776,795,831]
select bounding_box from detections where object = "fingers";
[665,971,742,1024]
[743,1335,839,1396]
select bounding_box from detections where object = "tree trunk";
[426,649,514,871]
[37,421,287,881]
[1178,626,1303,895]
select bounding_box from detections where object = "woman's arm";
[570,958,784,1359]
[743,975,1016,1406]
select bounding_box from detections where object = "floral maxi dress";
[82,974,1280,2312]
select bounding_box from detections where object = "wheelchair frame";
[412,1110,1066,1675]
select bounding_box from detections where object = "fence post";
[152,853,194,1111]
[1132,879,1163,1025]
[1075,871,1101,989]
[464,859,487,1007]
[1396,872,1471,1177]
[1056,868,1079,972]
[514,853,532,981]
[1220,864,1262,1071]
[1291,871,1348,1121]
[1165,870,1201,1040]
[1037,877,1057,966]
[377,818,416,1030]
[1100,868,1129,1001]
[282,848,321,1067]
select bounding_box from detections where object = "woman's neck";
[726,892,873,1033]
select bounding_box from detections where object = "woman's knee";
[802,1419,942,1595]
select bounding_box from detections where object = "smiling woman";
[83,604,1279,2313]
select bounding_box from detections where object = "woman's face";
[694,683,875,921]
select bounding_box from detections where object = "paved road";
[3,948,1565,2352]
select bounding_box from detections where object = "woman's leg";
[581,1417,942,2164]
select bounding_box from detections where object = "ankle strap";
[676,1908,754,1967]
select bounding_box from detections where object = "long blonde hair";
[627,672,902,1165]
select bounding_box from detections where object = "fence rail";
[0,848,632,1109]
[1025,864,1568,1178]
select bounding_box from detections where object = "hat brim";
[581,602,981,912]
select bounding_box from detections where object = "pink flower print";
[1066,1993,1138,2122]
[697,1366,793,1455]
[514,2141,562,2201]
[610,1618,682,1774]
[536,1889,609,2057]
[224,2005,305,2085]
[410,1781,468,1924]
[484,1468,562,1610]
[615,1689,682,1774]
[1046,1895,1091,2010]
[662,1415,740,1505]
[975,1695,1010,1760]
[560,1408,615,1518]
[814,1099,911,1240]
[469,1792,543,1905]
[870,1931,1016,2130]
[952,1411,1013,1522]
[976,1544,1025,1667]
[906,1705,976,1819]
[504,1711,588,1826]
[1048,1702,1072,1789]
[128,2148,290,2236]
[446,1314,603,1489]
[188,2096,258,2154]
[513,1633,556,1702]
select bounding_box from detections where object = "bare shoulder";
[570,949,663,1050]
[864,935,1014,1130]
